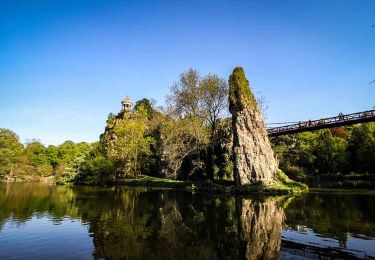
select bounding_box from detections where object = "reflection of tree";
[0,183,77,226]
[75,191,286,259]
[285,192,375,246]
[86,189,154,259]
[0,183,288,259]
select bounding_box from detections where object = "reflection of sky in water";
[282,227,375,258]
[0,215,93,260]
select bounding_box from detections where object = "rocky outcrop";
[229,67,278,185]
[232,108,278,185]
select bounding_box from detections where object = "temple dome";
[121,96,133,106]
[121,96,133,112]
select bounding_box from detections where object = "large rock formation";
[229,67,278,185]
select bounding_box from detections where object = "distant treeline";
[0,131,93,182]
[271,123,375,181]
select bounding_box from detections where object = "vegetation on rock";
[228,67,257,113]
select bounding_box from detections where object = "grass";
[239,170,308,195]
[117,175,192,189]
[116,170,308,195]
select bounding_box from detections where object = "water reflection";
[0,183,374,259]
[283,190,375,258]
[237,197,285,259]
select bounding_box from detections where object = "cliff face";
[229,67,278,185]
[232,108,278,185]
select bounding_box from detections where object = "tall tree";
[199,74,228,135]
[160,117,209,179]
[167,68,201,119]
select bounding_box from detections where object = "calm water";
[0,183,374,259]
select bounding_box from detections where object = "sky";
[0,0,374,145]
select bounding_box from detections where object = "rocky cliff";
[229,67,278,185]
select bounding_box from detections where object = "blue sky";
[0,0,374,145]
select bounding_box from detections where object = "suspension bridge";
[267,109,375,137]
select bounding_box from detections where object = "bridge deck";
[267,109,375,137]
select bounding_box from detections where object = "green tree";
[134,98,156,119]
[314,130,348,174]
[167,68,229,180]
[106,110,155,178]
[24,141,48,167]
[45,145,59,168]
[57,154,88,184]
[167,68,201,118]
[57,141,77,164]
[348,123,375,173]
[160,116,209,179]
[199,74,229,135]
[0,129,23,178]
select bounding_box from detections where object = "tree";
[0,129,23,177]
[314,130,348,174]
[24,141,48,167]
[57,141,77,164]
[160,117,209,179]
[45,145,59,168]
[134,98,156,119]
[167,68,202,118]
[106,110,155,178]
[167,68,229,180]
[348,123,375,173]
[199,74,229,135]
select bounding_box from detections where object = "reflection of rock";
[237,198,285,260]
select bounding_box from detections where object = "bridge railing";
[267,109,375,136]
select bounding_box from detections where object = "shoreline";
[96,170,308,195]
[1,171,308,195]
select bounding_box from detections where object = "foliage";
[199,74,229,134]
[160,116,209,179]
[134,98,156,118]
[167,68,202,118]
[228,67,257,113]
[104,109,155,179]
[0,129,23,177]
[272,123,375,181]
[56,154,88,185]
[314,130,348,174]
[166,68,229,180]
[348,123,375,173]
[0,128,93,182]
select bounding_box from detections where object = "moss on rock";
[228,67,258,113]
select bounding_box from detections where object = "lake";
[0,183,374,259]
